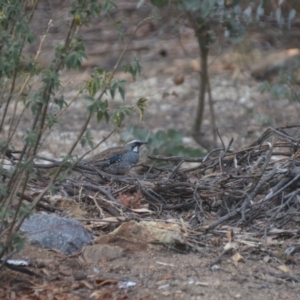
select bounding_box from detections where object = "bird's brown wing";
[83,146,124,166]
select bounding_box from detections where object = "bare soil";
[1,240,300,300]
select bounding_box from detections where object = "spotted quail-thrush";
[83,140,147,174]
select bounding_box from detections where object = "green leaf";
[10,232,26,253]
[0,185,7,197]
[136,98,148,121]
[104,111,110,123]
[97,111,104,122]
[96,110,109,123]
[151,0,169,8]
[46,112,58,129]
[85,80,98,97]
[18,202,32,219]
[85,68,110,96]
[109,79,126,100]
[155,130,167,143]
[41,68,61,90]
[112,106,132,127]
[167,129,182,143]
[117,81,126,100]
[113,111,125,127]
[54,95,67,110]
[80,129,94,148]
[24,130,38,147]
[123,58,142,81]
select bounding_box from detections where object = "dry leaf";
[117,190,144,209]
[211,237,222,247]
[94,278,118,287]
[158,274,173,281]
[131,208,153,213]
[278,265,291,273]
[90,217,126,229]
[90,290,113,299]
[227,229,234,242]
[231,252,245,263]
[81,280,94,289]
[224,241,239,251]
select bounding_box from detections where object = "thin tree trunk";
[186,12,214,150]
[192,36,209,134]
[207,75,217,146]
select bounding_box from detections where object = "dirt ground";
[2,1,300,299]
[2,239,300,299]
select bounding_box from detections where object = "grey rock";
[21,213,92,255]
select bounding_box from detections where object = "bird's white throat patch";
[132,146,139,152]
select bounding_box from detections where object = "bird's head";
[125,140,147,152]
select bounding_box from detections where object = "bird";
[83,140,147,175]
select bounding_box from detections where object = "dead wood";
[14,125,300,247]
